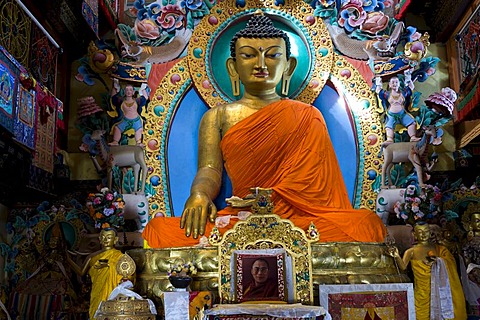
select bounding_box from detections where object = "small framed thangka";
[18,85,35,127]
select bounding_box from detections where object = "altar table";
[203,303,327,320]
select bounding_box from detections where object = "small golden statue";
[387,222,466,319]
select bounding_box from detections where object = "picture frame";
[319,283,415,320]
[18,85,35,127]
[0,62,15,117]
[231,249,290,303]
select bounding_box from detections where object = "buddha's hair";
[230,12,291,60]
[101,227,118,236]
[414,221,429,229]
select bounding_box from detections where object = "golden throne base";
[95,299,155,320]
[127,242,409,305]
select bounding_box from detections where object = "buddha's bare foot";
[410,136,421,142]
[108,141,119,146]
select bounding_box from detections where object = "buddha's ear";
[226,57,238,77]
[281,57,297,96]
[284,57,297,77]
[226,58,240,96]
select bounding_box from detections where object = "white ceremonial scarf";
[430,258,454,319]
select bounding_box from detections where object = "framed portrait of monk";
[232,249,289,303]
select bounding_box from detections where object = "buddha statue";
[461,207,480,308]
[388,222,466,320]
[142,11,386,248]
[67,228,127,319]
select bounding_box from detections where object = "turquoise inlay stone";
[216,9,222,13]
[152,203,159,210]
[193,47,203,59]
[154,105,164,116]
[179,66,184,72]
[360,99,370,109]
[148,129,153,135]
[371,125,377,130]
[318,47,329,57]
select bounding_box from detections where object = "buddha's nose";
[255,54,266,70]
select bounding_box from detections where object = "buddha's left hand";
[95,259,109,269]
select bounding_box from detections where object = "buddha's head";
[99,227,118,250]
[413,222,431,243]
[471,213,480,232]
[227,10,297,96]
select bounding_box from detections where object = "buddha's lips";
[254,72,269,77]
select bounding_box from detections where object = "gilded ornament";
[116,253,137,281]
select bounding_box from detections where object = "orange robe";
[143,100,386,247]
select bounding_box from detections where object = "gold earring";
[230,75,240,96]
[281,72,292,96]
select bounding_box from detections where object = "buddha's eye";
[266,53,282,58]
[239,53,254,58]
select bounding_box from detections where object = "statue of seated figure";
[142,11,386,248]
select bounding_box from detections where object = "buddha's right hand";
[387,246,399,257]
[180,191,217,238]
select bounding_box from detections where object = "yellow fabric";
[88,249,124,319]
[143,100,386,247]
[411,245,467,320]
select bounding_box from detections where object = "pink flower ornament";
[135,19,161,39]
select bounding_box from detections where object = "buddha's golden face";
[471,213,480,232]
[99,230,117,249]
[414,224,430,242]
[233,37,290,92]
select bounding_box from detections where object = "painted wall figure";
[375,69,420,144]
[108,78,148,146]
